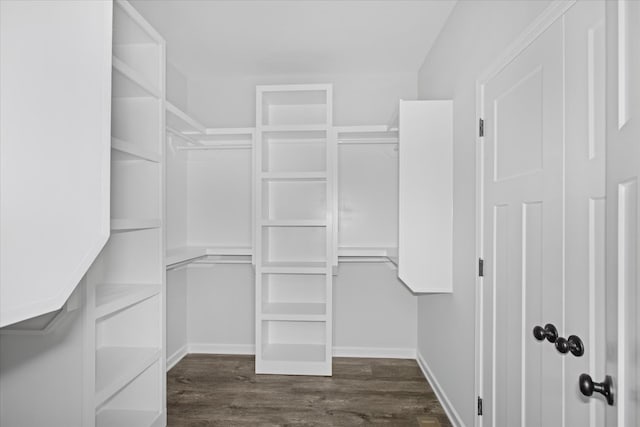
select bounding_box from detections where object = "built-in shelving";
[84,2,166,426]
[255,84,334,376]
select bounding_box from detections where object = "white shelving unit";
[85,1,166,426]
[255,84,335,376]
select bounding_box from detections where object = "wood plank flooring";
[167,354,452,426]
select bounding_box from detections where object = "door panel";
[564,2,606,426]
[482,19,564,427]
[606,0,640,425]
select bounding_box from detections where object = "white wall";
[334,263,416,356]
[184,262,417,356]
[0,291,86,426]
[166,61,188,112]
[187,264,255,352]
[415,1,551,425]
[187,71,417,127]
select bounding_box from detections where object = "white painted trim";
[477,0,577,84]
[188,343,256,355]
[166,345,188,371]
[416,351,465,427]
[178,345,416,360]
[333,346,416,359]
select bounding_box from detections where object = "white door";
[604,0,640,425]
[480,17,564,427]
[479,2,607,426]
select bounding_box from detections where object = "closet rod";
[177,144,253,151]
[166,126,202,146]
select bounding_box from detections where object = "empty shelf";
[166,246,253,268]
[261,261,327,274]
[261,171,327,181]
[96,409,160,427]
[112,57,161,99]
[112,137,161,163]
[261,220,326,227]
[262,343,326,363]
[95,284,160,320]
[166,101,206,135]
[111,219,161,232]
[262,303,326,321]
[95,346,160,407]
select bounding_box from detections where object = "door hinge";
[479,118,484,137]
[478,396,483,416]
[478,258,484,277]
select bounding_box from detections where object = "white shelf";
[261,124,328,133]
[261,171,327,181]
[261,303,326,321]
[112,137,161,163]
[165,246,252,268]
[166,101,206,135]
[261,220,326,227]
[95,346,160,407]
[112,57,160,99]
[335,125,398,145]
[262,343,326,363]
[192,255,252,265]
[111,218,161,232]
[95,284,161,320]
[96,409,160,427]
[261,261,327,274]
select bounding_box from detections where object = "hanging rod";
[166,126,202,146]
[177,143,253,151]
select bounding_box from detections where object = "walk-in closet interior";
[5,0,637,426]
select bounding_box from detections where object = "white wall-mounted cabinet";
[398,100,453,293]
[0,0,113,328]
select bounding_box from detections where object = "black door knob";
[555,335,584,357]
[533,323,558,343]
[579,373,614,405]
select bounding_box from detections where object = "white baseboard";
[167,344,188,371]
[416,351,465,427]
[333,346,416,359]
[188,343,256,355]
[183,343,415,359]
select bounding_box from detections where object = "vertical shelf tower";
[255,84,335,376]
[85,1,166,426]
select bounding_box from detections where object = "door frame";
[473,2,576,426]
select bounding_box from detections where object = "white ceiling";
[131,0,456,78]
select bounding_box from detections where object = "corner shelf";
[112,57,160,99]
[112,137,161,163]
[110,219,161,232]
[165,246,253,269]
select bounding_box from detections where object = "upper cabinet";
[0,1,113,327]
[398,100,453,293]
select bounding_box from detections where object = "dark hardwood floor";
[167,354,452,426]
